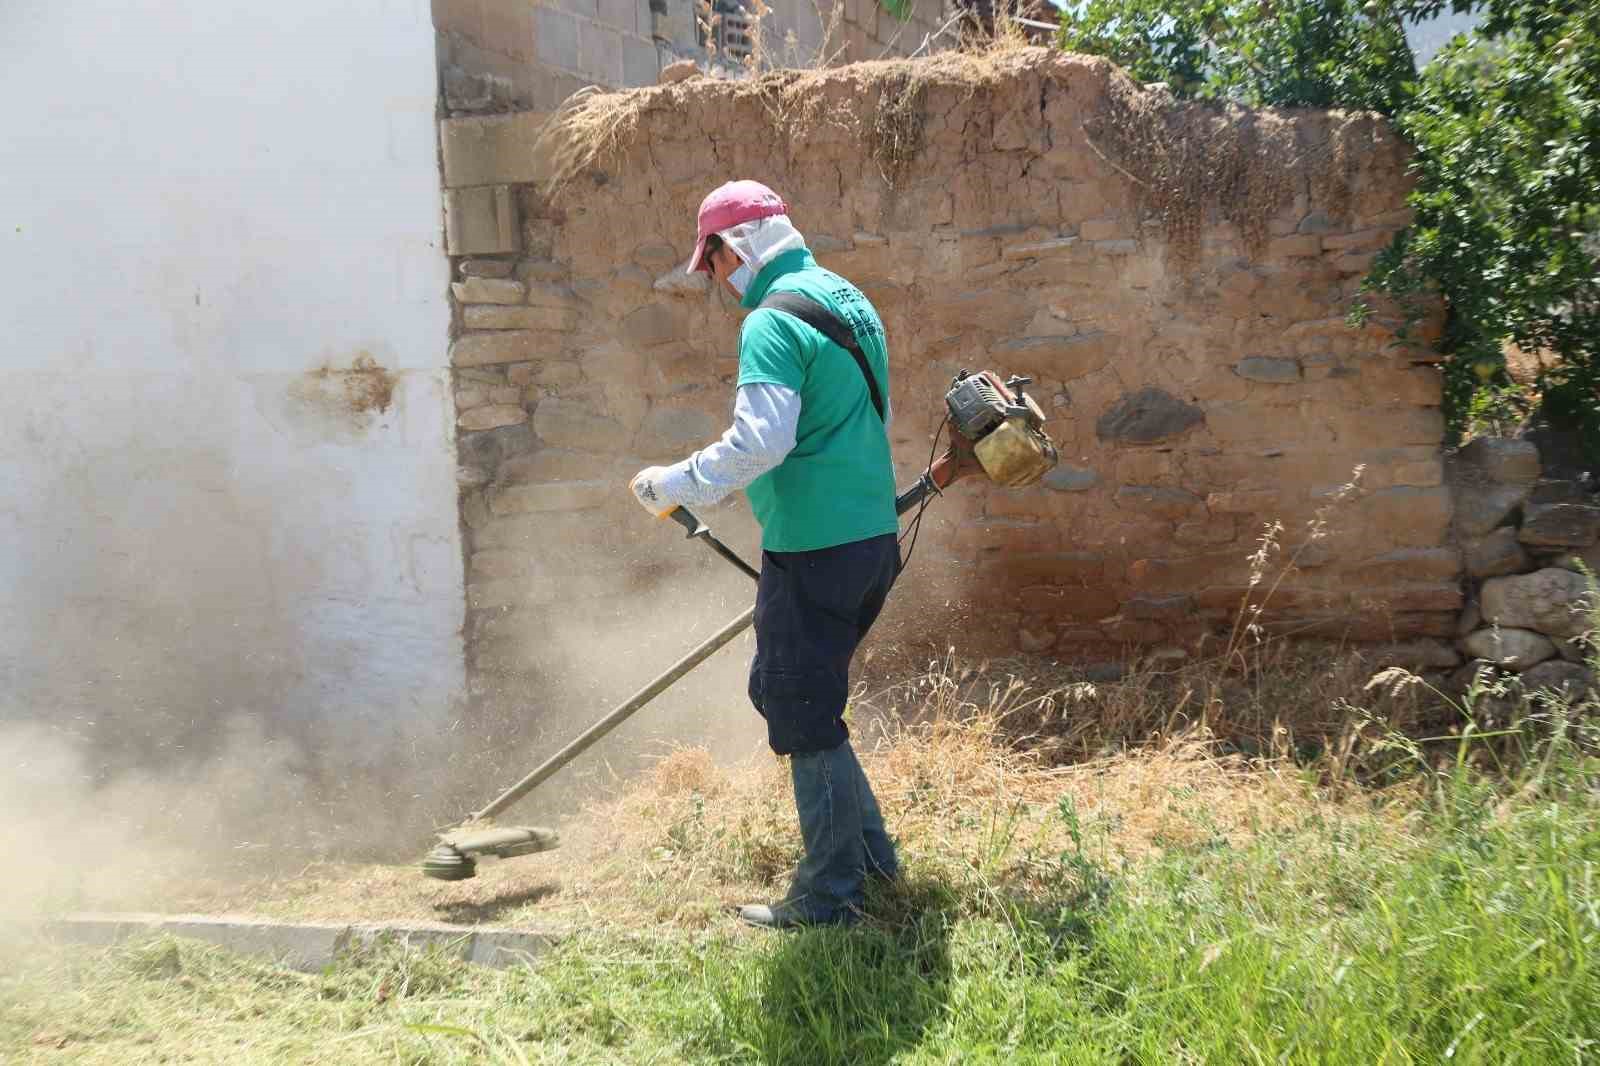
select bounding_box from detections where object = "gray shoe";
[737,902,857,930]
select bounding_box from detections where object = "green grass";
[5,742,1598,1065]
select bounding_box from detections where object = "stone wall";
[433,0,948,113]
[439,48,1453,701]
[1446,439,1599,706]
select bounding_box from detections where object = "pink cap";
[686,180,788,273]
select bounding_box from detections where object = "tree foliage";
[1057,0,1600,457]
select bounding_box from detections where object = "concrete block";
[479,1,537,61]
[440,112,552,188]
[536,6,582,72]
[34,914,561,971]
[623,35,661,87]
[348,922,475,961]
[38,912,164,948]
[471,929,558,966]
[163,915,353,972]
[445,186,521,256]
[598,0,637,34]
[579,21,623,84]
[432,0,485,37]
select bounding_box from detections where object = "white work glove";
[629,466,677,518]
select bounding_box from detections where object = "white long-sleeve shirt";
[654,382,892,509]
[653,383,801,508]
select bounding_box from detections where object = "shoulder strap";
[757,291,886,422]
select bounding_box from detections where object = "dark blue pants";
[747,533,900,757]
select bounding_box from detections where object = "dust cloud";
[0,503,776,919]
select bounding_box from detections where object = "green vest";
[737,249,899,553]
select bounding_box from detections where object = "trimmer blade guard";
[421,843,477,881]
[420,824,561,881]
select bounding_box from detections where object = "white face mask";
[727,262,755,296]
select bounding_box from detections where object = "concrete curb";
[17,912,561,971]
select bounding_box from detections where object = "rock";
[1517,661,1595,704]
[451,278,526,305]
[532,398,625,453]
[460,258,517,279]
[451,331,548,367]
[1456,438,1540,484]
[1518,502,1600,548]
[1234,356,1301,383]
[457,404,528,431]
[1042,465,1099,492]
[1530,479,1587,504]
[1459,627,1556,671]
[619,303,686,348]
[1124,594,1193,621]
[659,59,699,84]
[1464,527,1529,579]
[1480,568,1596,639]
[1456,598,1481,638]
[1095,387,1205,444]
[465,305,579,331]
[1453,483,1529,537]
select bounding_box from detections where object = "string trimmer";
[421,369,1056,880]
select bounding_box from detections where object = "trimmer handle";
[665,505,704,537]
[660,506,759,582]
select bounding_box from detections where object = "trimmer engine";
[942,370,1058,488]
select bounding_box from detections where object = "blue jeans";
[784,739,898,922]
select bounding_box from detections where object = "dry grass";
[530,46,1063,200]
[101,704,1373,933]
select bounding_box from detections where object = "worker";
[629,180,900,928]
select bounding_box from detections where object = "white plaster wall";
[0,0,462,822]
